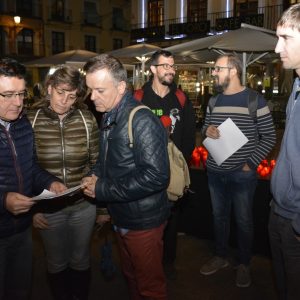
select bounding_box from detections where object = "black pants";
[268,209,300,300]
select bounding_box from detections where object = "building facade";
[0,0,131,61]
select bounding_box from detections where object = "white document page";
[203,118,249,166]
[32,184,82,201]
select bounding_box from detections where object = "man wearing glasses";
[200,54,275,288]
[134,50,196,280]
[0,58,65,300]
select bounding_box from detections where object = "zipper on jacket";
[3,128,23,193]
[59,120,67,185]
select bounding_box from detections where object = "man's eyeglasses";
[0,91,27,100]
[212,66,232,72]
[54,87,77,101]
[153,64,178,71]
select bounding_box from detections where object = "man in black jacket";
[82,54,170,300]
[0,58,65,300]
[135,50,196,279]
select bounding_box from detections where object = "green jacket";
[27,106,99,188]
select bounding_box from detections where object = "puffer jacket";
[0,114,59,238]
[26,106,99,188]
[92,92,170,230]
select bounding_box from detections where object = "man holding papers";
[200,54,276,288]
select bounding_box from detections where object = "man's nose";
[13,95,23,106]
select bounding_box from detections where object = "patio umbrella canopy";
[163,24,278,85]
[25,49,99,67]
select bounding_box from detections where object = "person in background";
[27,65,99,300]
[0,58,65,300]
[269,4,300,299]
[134,50,196,280]
[200,53,276,288]
[82,54,170,300]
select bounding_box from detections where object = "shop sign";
[169,21,210,36]
[131,26,165,40]
[216,14,264,31]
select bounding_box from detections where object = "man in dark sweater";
[135,50,196,279]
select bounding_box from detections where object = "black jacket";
[92,92,170,230]
[140,81,196,162]
[0,114,59,238]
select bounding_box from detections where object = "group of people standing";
[1,3,300,300]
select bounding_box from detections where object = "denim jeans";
[207,169,257,265]
[268,208,300,300]
[0,226,32,300]
[39,202,96,273]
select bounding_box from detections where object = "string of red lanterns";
[190,146,276,178]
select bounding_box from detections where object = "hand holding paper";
[203,118,248,166]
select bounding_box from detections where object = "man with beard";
[134,50,196,280]
[200,54,275,288]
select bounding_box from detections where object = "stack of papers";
[203,118,248,166]
[32,185,82,201]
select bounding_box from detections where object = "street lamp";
[14,16,21,25]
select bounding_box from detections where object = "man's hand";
[82,175,98,198]
[33,213,49,229]
[5,192,34,215]
[242,163,251,171]
[206,125,220,139]
[49,181,67,194]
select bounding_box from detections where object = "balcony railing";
[48,8,72,23]
[131,4,283,41]
[0,2,42,19]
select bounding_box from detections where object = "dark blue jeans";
[268,208,300,300]
[207,169,257,265]
[0,226,32,300]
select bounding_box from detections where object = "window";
[112,7,124,30]
[51,0,65,21]
[52,31,65,54]
[0,27,5,56]
[187,0,207,22]
[17,29,33,56]
[85,35,96,52]
[113,38,122,50]
[16,0,32,16]
[84,1,99,25]
[234,0,258,17]
[148,0,164,27]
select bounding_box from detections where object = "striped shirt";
[202,88,276,173]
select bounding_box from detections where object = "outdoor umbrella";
[163,24,278,85]
[25,49,99,67]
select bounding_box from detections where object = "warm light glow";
[14,16,21,24]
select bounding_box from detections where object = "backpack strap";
[128,105,151,148]
[133,89,144,102]
[208,94,219,114]
[134,88,186,108]
[247,88,259,124]
[175,89,186,108]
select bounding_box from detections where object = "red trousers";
[116,223,168,300]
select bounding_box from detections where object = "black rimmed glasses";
[153,64,178,71]
[0,90,28,100]
[212,66,232,72]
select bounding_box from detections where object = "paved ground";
[31,227,278,300]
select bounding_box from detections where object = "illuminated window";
[148,0,164,27]
[187,0,207,22]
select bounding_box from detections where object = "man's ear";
[150,65,156,74]
[118,81,127,94]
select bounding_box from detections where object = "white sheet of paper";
[32,185,82,201]
[203,118,249,166]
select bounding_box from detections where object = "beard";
[158,73,174,86]
[213,75,230,93]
